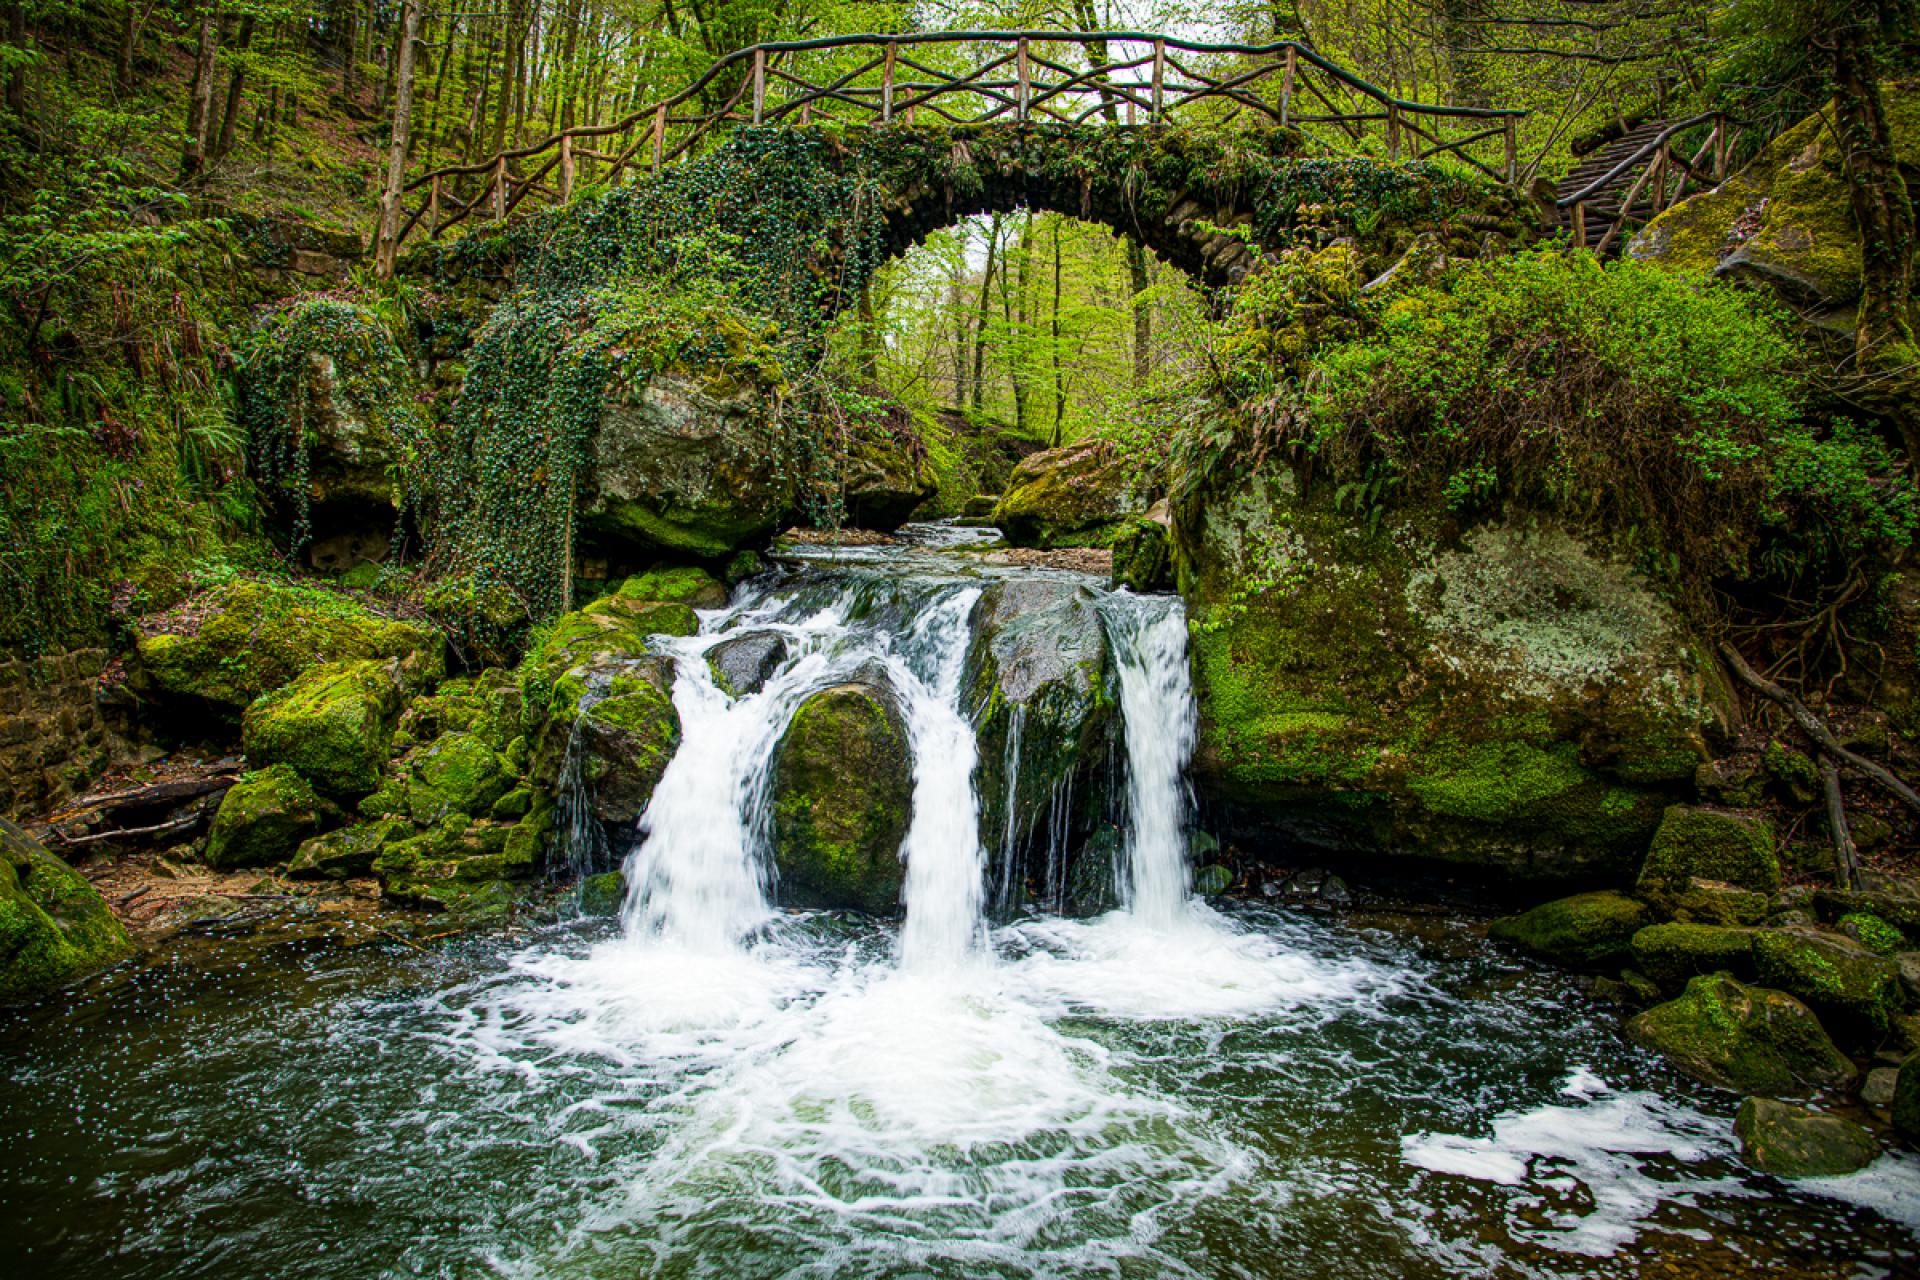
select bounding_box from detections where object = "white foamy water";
[1101,594,1198,927]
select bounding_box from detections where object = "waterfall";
[1103,595,1199,928]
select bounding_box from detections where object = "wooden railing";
[388,31,1528,254]
[1557,113,1730,256]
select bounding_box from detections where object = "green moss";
[1839,912,1904,955]
[373,812,535,911]
[1488,890,1650,968]
[241,659,404,797]
[615,566,728,608]
[1734,1098,1878,1178]
[1637,806,1780,894]
[205,764,330,868]
[1628,923,1756,992]
[0,818,135,1004]
[407,733,509,826]
[287,819,409,881]
[1751,927,1902,1040]
[1405,740,1591,823]
[770,683,913,914]
[1624,971,1856,1094]
[135,578,443,714]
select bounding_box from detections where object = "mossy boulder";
[1629,923,1756,992]
[1816,885,1920,946]
[1642,876,1769,927]
[287,819,410,880]
[708,630,789,697]
[615,566,728,609]
[1488,890,1650,968]
[994,439,1144,548]
[1625,972,1857,1094]
[241,659,405,797]
[407,732,512,826]
[963,580,1116,863]
[133,578,443,716]
[0,818,134,1004]
[531,656,682,830]
[1112,505,1174,592]
[582,370,796,559]
[1172,465,1722,879]
[1751,927,1904,1041]
[1638,806,1779,894]
[839,412,938,529]
[1734,1098,1879,1178]
[518,594,695,727]
[769,675,913,914]
[578,870,627,917]
[1894,1054,1920,1142]
[373,812,538,912]
[205,764,331,868]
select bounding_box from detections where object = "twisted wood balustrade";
[388,31,1528,253]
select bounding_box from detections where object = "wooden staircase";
[1555,114,1730,256]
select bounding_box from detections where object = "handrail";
[388,30,1530,254]
[1556,112,1715,207]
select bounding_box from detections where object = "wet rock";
[1752,927,1903,1041]
[241,659,406,797]
[0,818,134,1004]
[205,765,332,868]
[615,566,728,609]
[133,579,443,718]
[1626,972,1857,1095]
[1489,891,1650,969]
[582,371,796,559]
[1063,826,1122,917]
[1628,923,1756,992]
[994,439,1144,548]
[1896,1055,1920,1142]
[373,813,538,912]
[1637,807,1780,895]
[769,674,913,915]
[839,413,937,529]
[531,657,681,830]
[1111,502,1174,592]
[1734,1098,1878,1178]
[707,631,789,698]
[407,732,511,827]
[1862,1066,1899,1109]
[1642,876,1769,927]
[287,819,409,880]
[964,580,1116,861]
[577,870,627,917]
[1194,864,1234,896]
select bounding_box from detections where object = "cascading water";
[1101,594,1200,929]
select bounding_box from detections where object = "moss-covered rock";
[769,675,913,914]
[1642,876,1770,927]
[964,580,1116,865]
[205,764,331,868]
[1629,923,1757,992]
[578,869,627,917]
[1172,465,1721,879]
[1751,927,1904,1041]
[1112,505,1174,592]
[839,412,938,529]
[0,818,134,1004]
[1816,885,1920,947]
[407,732,511,826]
[531,656,682,829]
[133,578,443,716]
[1625,972,1857,1094]
[1638,806,1779,894]
[707,630,789,697]
[582,371,796,559]
[1488,890,1650,968]
[241,659,405,797]
[1734,1097,1879,1178]
[615,566,729,609]
[994,439,1145,548]
[1894,1053,1920,1142]
[287,819,410,880]
[372,812,537,912]
[1838,911,1905,955]
[518,594,695,727]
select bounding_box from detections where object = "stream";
[6,527,1919,1278]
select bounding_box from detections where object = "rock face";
[532,656,681,830]
[963,581,1116,880]
[241,659,406,797]
[840,415,937,529]
[1173,466,1725,878]
[770,674,913,914]
[582,372,796,559]
[133,579,443,717]
[0,818,133,1004]
[1111,501,1175,593]
[205,764,331,868]
[1637,807,1780,894]
[1625,972,1857,1094]
[994,439,1145,548]
[1734,1098,1878,1178]
[708,631,789,697]
[1488,891,1649,968]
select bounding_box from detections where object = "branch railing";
[386,31,1528,255]
[1558,112,1730,256]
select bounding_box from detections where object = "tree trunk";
[1050,218,1066,447]
[210,14,254,167]
[179,10,220,183]
[1128,241,1151,388]
[375,0,423,278]
[1011,213,1032,433]
[6,2,27,116]
[116,1,138,97]
[970,214,1003,412]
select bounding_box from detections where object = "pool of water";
[6,902,1916,1279]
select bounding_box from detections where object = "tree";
[375,0,424,277]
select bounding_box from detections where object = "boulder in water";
[1734,1098,1878,1178]
[1751,927,1903,1042]
[531,656,682,830]
[770,672,913,914]
[1488,890,1649,969]
[707,631,789,698]
[0,818,134,1004]
[994,439,1145,548]
[964,580,1116,879]
[1625,972,1856,1094]
[1628,923,1756,992]
[287,819,410,880]
[582,372,796,559]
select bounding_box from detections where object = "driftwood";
[53,811,208,849]
[1819,759,1861,891]
[1718,640,1920,816]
